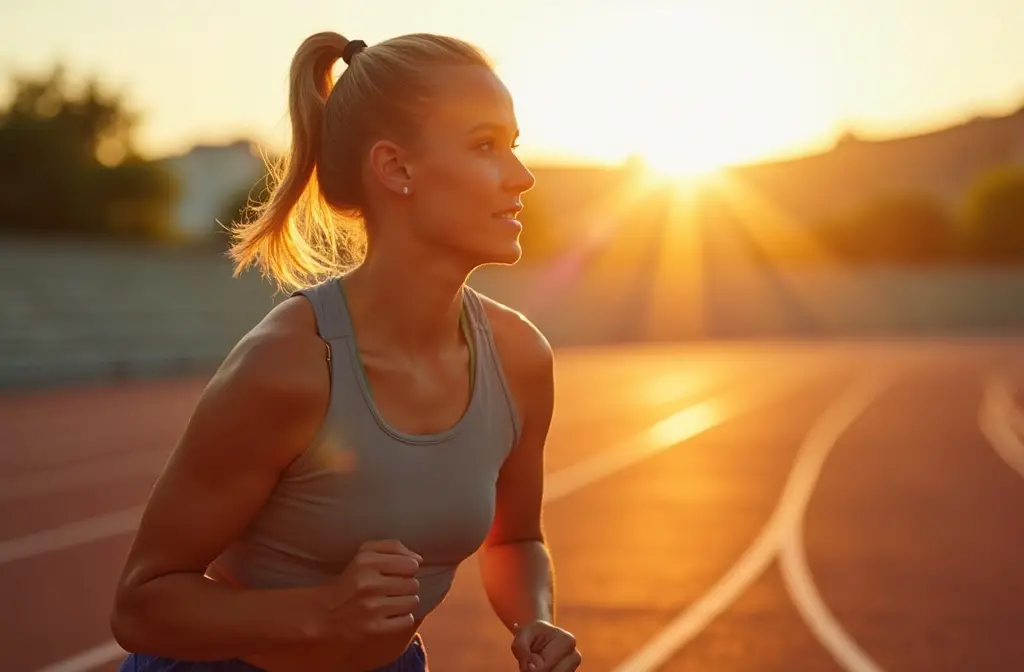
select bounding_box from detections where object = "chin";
[452,234,521,269]
[477,241,522,267]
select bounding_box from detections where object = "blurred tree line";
[0,64,178,241]
[808,166,1024,265]
[4,64,1022,266]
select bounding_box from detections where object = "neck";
[342,245,472,358]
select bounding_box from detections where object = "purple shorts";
[118,634,429,672]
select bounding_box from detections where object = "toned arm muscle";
[110,297,331,660]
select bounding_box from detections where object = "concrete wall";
[0,238,280,388]
[3,236,1024,389]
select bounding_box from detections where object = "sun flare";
[500,4,835,174]
[639,150,725,181]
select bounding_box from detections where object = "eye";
[477,139,495,152]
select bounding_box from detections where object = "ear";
[367,139,413,196]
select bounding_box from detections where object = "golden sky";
[3,0,1023,173]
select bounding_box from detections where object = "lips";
[493,204,523,219]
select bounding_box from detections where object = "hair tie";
[342,39,367,65]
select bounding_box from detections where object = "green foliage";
[960,165,1024,262]
[0,63,178,240]
[820,193,953,264]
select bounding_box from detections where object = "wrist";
[292,585,340,643]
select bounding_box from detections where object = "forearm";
[478,539,555,632]
[112,572,319,660]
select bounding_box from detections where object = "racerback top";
[206,275,522,620]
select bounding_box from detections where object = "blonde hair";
[229,31,491,291]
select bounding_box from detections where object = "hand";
[305,539,422,645]
[510,620,582,672]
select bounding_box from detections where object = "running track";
[3,341,1024,671]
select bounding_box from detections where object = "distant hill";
[727,104,1024,224]
[524,103,1024,232]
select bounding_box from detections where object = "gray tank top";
[206,276,521,620]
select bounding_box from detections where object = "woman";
[110,30,582,672]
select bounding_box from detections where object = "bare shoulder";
[197,294,330,468]
[222,295,325,390]
[473,290,554,421]
[475,291,552,376]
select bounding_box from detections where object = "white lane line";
[37,641,128,672]
[546,366,830,502]
[0,453,166,502]
[7,370,749,504]
[36,365,836,672]
[979,374,1024,479]
[612,522,780,672]
[0,506,144,565]
[777,374,889,672]
[613,371,892,672]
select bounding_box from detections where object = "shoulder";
[472,289,554,422]
[197,294,330,467]
[221,295,326,398]
[474,289,553,380]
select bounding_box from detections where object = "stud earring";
[402,185,410,195]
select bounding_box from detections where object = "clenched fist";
[305,539,422,646]
[511,619,581,672]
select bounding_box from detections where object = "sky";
[3,0,1024,173]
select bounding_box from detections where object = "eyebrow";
[467,122,519,137]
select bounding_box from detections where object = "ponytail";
[228,30,491,291]
[228,31,355,291]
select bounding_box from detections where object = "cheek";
[422,153,499,215]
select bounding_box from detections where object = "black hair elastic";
[342,39,367,65]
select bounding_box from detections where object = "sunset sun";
[501,4,835,177]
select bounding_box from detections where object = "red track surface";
[3,342,1024,671]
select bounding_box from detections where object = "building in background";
[160,140,268,241]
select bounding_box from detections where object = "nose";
[505,154,536,195]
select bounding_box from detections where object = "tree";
[0,63,178,240]
[820,193,952,264]
[960,166,1024,262]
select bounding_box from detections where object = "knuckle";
[354,573,377,593]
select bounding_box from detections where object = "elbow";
[109,587,146,654]
[481,535,546,551]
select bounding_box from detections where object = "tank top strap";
[290,277,352,341]
[461,285,523,445]
[460,284,490,341]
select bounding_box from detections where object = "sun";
[637,146,727,181]
[500,4,835,179]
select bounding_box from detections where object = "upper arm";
[115,297,330,598]
[479,298,555,548]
